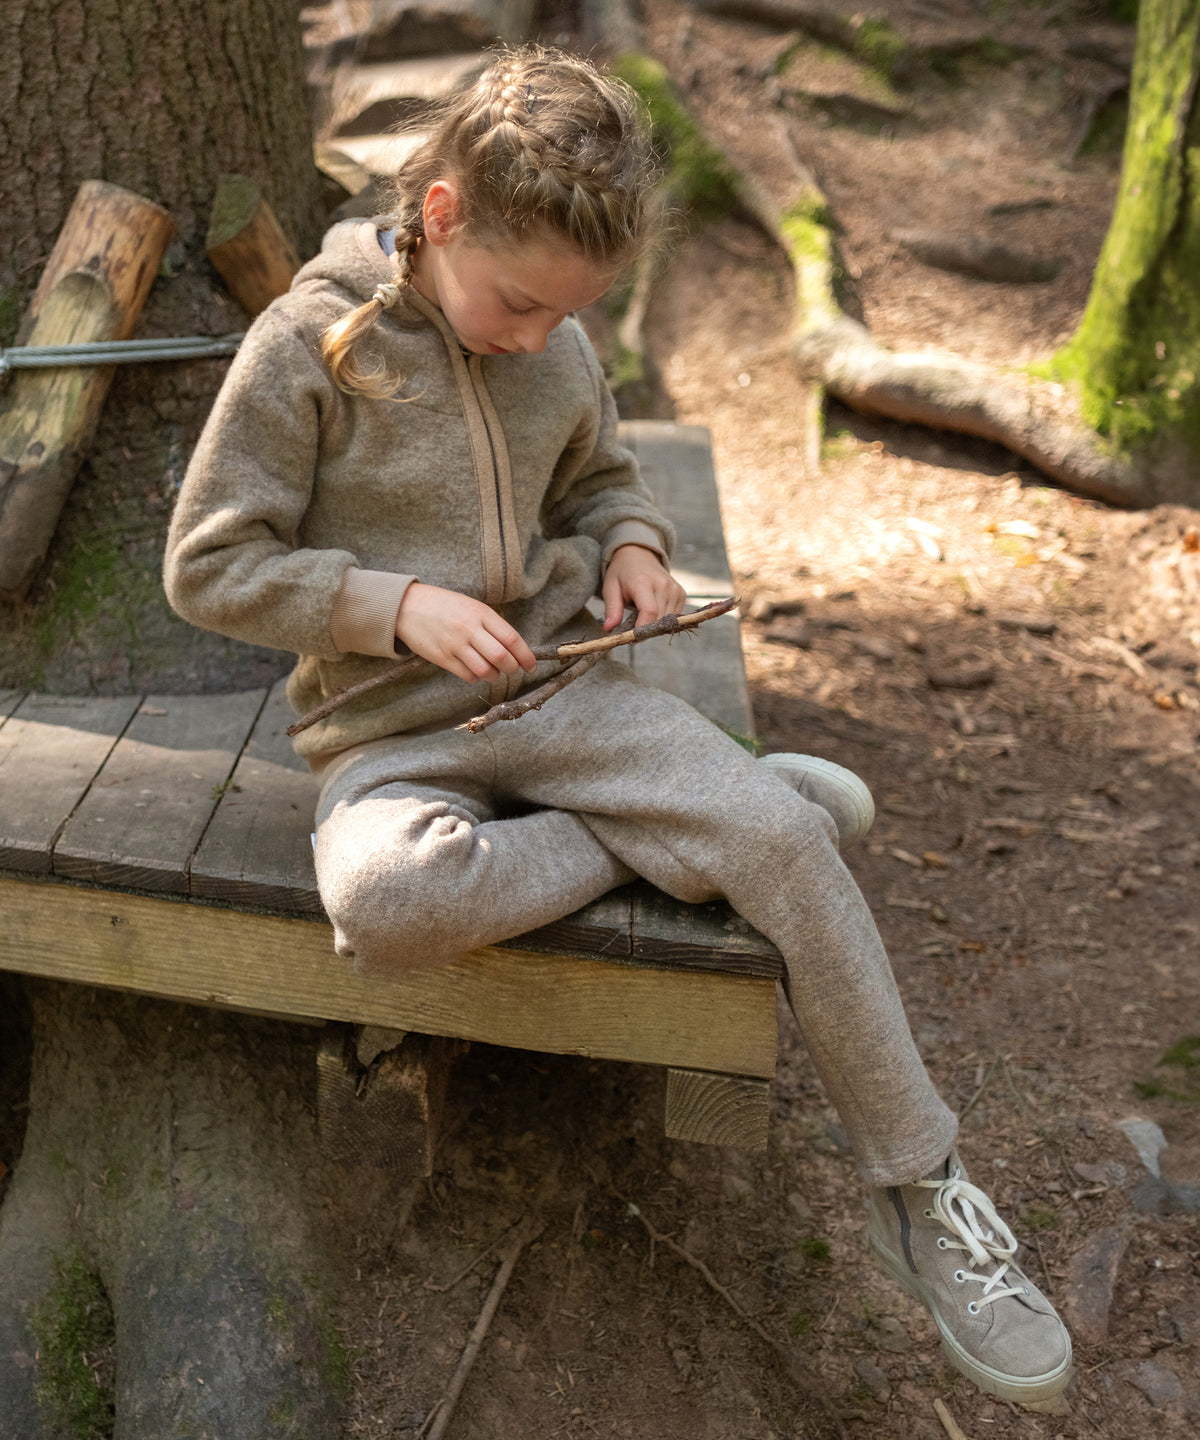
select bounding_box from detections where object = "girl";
[164,46,1071,1408]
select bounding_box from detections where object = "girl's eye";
[501,297,535,316]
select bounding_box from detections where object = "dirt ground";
[328,6,1200,1440]
[3,4,1197,1438]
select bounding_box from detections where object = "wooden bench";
[0,421,783,1157]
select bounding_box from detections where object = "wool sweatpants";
[313,660,958,1185]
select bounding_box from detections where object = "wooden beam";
[0,182,175,599]
[0,875,778,1079]
[665,1068,771,1150]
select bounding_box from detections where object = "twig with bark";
[613,1186,849,1439]
[287,598,737,736]
[418,1216,545,1440]
[461,597,737,732]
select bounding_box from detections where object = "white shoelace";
[916,1168,1027,1313]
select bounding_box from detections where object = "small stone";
[852,1356,891,1403]
[1126,1358,1184,1408]
[1118,1116,1168,1177]
[870,1315,912,1352]
[1061,1226,1129,1346]
[786,1191,812,1222]
[722,1173,755,1204]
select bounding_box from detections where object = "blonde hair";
[322,46,661,398]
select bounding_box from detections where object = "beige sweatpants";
[313,661,957,1185]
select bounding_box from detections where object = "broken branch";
[613,1187,848,1439]
[420,1215,545,1440]
[286,598,738,736]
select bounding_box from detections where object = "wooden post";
[0,182,174,601]
[205,174,301,317]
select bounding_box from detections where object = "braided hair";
[323,46,660,397]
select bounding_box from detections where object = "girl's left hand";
[602,544,687,631]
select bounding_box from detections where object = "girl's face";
[413,180,619,356]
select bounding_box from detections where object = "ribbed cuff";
[601,520,671,567]
[330,567,417,658]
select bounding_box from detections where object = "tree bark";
[0,983,344,1439]
[1055,0,1200,487]
[0,0,323,695]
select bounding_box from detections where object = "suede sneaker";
[867,1153,1073,1406]
[759,752,875,848]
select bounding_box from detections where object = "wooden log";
[0,182,174,600]
[205,175,302,317]
[665,1067,771,1150]
[317,1025,461,1177]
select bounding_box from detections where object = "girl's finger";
[483,614,538,670]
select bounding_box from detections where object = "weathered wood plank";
[505,885,633,961]
[629,613,753,737]
[0,694,142,874]
[620,421,735,600]
[0,875,778,1079]
[665,1068,771,1151]
[190,679,322,912]
[631,883,783,979]
[0,690,26,723]
[54,691,266,893]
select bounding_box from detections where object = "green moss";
[856,20,910,83]
[612,53,738,218]
[797,1236,832,1263]
[1054,5,1200,460]
[205,174,262,251]
[1135,1034,1200,1103]
[29,1255,116,1439]
[788,1310,815,1337]
[1021,1205,1059,1232]
[719,725,763,755]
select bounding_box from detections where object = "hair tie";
[373,281,405,309]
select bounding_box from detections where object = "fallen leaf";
[922,851,951,868]
[891,848,924,867]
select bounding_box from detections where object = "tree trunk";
[0,6,347,1434]
[0,0,324,695]
[1056,0,1200,492]
[0,984,345,1439]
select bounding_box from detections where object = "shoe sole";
[758,754,875,847]
[869,1231,1074,1406]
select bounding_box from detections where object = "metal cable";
[0,333,245,375]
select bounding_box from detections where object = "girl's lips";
[488,343,513,354]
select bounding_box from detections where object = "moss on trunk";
[1056,0,1200,461]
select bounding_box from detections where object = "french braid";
[324,46,661,397]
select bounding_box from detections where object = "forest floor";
[330,4,1200,1440]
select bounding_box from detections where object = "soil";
[328,7,1200,1440]
[4,3,1199,1438]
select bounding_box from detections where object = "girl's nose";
[514,313,566,354]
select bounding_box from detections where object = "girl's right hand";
[395,582,537,684]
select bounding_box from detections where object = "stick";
[461,653,601,732]
[613,1188,848,1440]
[286,598,738,736]
[461,597,739,733]
[933,1397,974,1440]
[421,1216,545,1440]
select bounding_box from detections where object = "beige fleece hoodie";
[164,218,673,760]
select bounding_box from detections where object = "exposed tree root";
[719,120,1154,507]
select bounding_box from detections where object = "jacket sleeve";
[539,325,676,566]
[163,308,363,660]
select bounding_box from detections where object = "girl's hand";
[396,583,537,684]
[602,544,687,631]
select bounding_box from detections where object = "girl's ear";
[422,180,461,247]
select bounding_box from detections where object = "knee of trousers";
[316,798,485,964]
